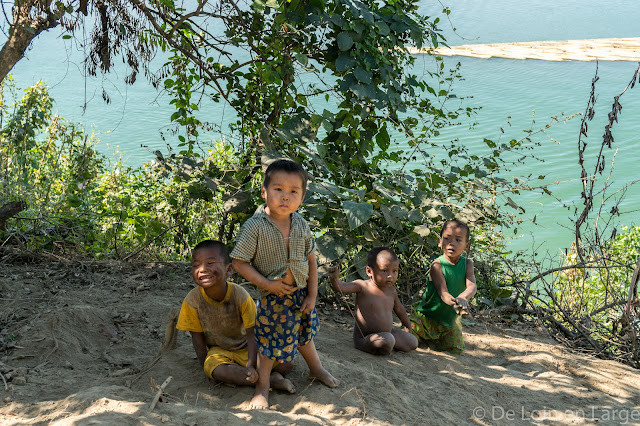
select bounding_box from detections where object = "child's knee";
[368,332,395,355]
[403,334,419,351]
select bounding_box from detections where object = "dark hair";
[440,219,470,241]
[192,240,231,264]
[263,159,308,194]
[367,246,398,268]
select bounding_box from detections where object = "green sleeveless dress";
[415,255,467,329]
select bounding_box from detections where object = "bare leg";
[273,361,294,375]
[249,353,273,409]
[297,339,339,388]
[212,364,257,386]
[391,329,418,352]
[354,329,395,355]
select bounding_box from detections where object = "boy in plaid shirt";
[232,159,338,409]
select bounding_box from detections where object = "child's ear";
[365,265,373,277]
[260,185,267,199]
[226,263,234,276]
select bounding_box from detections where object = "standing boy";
[327,247,418,355]
[231,159,338,410]
[176,240,293,390]
[411,220,477,353]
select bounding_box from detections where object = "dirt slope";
[1,259,639,425]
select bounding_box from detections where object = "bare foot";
[309,367,339,388]
[249,386,270,410]
[270,371,296,394]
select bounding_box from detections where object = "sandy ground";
[409,38,640,62]
[1,258,640,425]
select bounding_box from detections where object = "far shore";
[409,38,640,62]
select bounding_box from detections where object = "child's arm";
[300,252,318,314]
[245,327,258,383]
[454,258,477,308]
[327,264,363,294]
[190,331,208,366]
[232,259,297,297]
[393,294,412,333]
[430,261,457,306]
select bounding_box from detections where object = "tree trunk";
[0,200,26,230]
[0,0,60,82]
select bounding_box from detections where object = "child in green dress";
[411,220,477,353]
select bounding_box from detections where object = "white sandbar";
[409,38,640,62]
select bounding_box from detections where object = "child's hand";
[453,297,469,315]
[269,280,296,298]
[441,292,457,306]
[454,297,469,308]
[300,294,316,314]
[327,265,341,281]
[246,367,258,384]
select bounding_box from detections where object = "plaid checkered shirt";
[230,204,316,294]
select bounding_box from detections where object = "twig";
[42,315,60,361]
[129,354,163,386]
[149,376,173,412]
[123,224,180,261]
[591,300,630,317]
[340,387,366,419]
[159,308,180,354]
[626,255,640,313]
[0,371,7,390]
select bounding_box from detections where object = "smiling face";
[366,251,400,289]
[439,223,470,264]
[261,170,305,220]
[191,246,232,294]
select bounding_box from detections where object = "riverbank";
[410,38,640,61]
[1,258,639,424]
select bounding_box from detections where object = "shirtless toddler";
[328,247,418,355]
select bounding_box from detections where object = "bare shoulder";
[358,278,376,290]
[466,258,474,268]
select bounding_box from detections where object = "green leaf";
[505,197,524,212]
[381,204,402,230]
[350,83,376,99]
[413,225,431,237]
[337,32,354,51]
[376,21,390,36]
[295,53,309,66]
[354,67,372,84]
[276,113,317,144]
[203,176,218,193]
[223,191,253,213]
[376,127,390,151]
[343,201,373,229]
[490,288,513,299]
[316,232,348,263]
[390,205,408,219]
[353,0,374,23]
[67,196,82,208]
[484,138,496,148]
[336,54,356,72]
[330,14,345,27]
[308,181,341,196]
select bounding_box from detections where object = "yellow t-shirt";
[176,282,256,351]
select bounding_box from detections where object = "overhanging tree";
[2,0,536,291]
[140,0,534,288]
